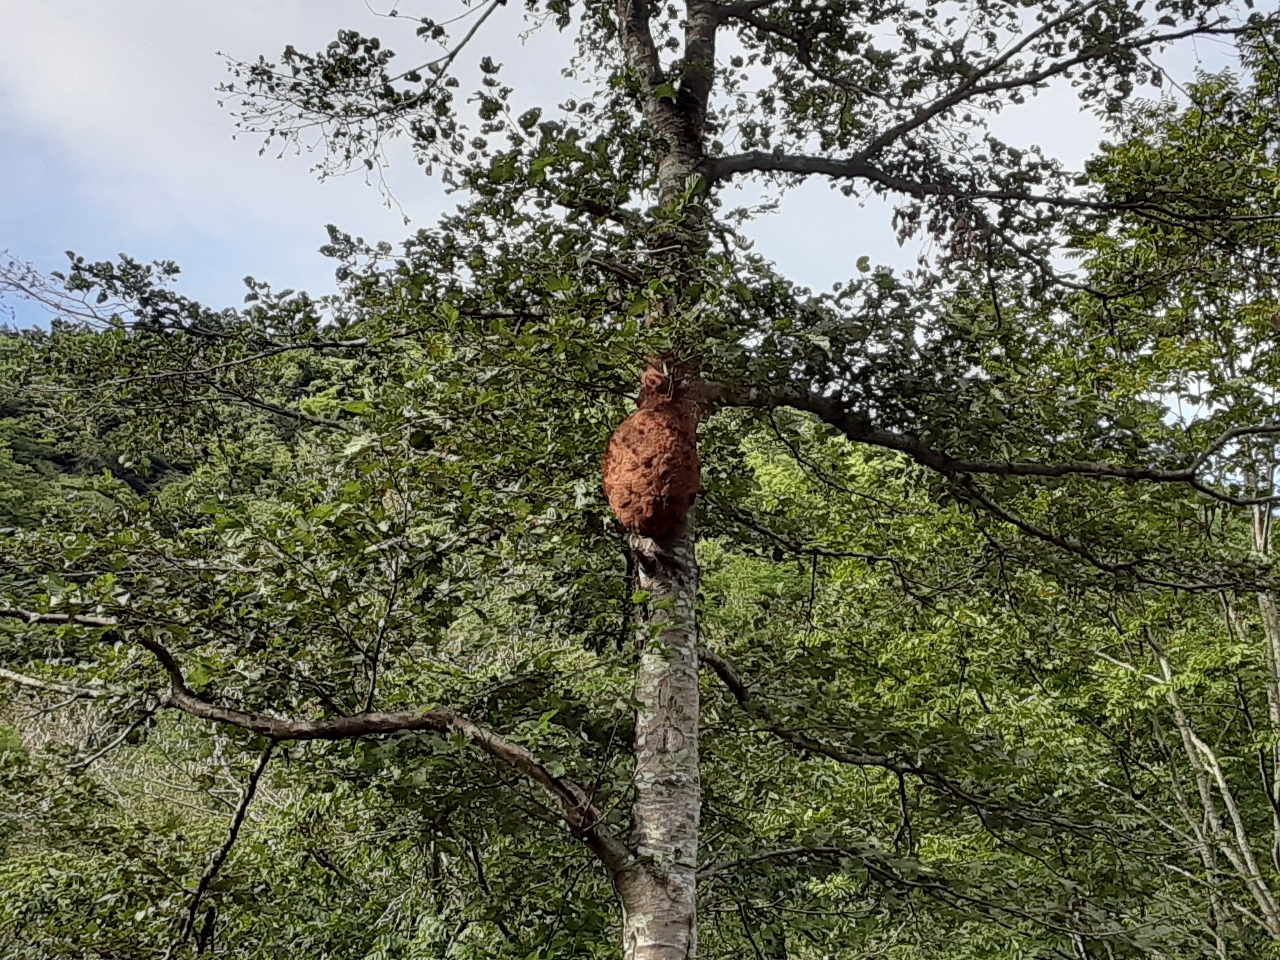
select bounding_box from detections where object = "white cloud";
[0,1,528,310]
[0,1,1250,319]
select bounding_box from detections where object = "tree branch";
[708,149,1171,214]
[699,646,1111,840]
[706,8,1245,208]
[76,338,370,389]
[615,0,667,95]
[171,743,275,958]
[698,646,927,774]
[200,384,354,432]
[70,706,159,772]
[0,607,632,873]
[0,665,107,699]
[712,386,1280,506]
[854,15,1237,167]
[849,0,1110,162]
[681,0,720,133]
[698,844,873,881]
[707,0,783,20]
[0,609,117,628]
[705,137,1272,228]
[958,479,1259,591]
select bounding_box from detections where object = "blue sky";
[0,1,454,326]
[0,1,1240,328]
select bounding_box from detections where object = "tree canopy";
[5,2,1280,958]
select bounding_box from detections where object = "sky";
[0,1,1244,328]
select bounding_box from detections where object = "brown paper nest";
[602,365,702,539]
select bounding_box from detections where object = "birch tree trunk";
[609,1,718,954]
[618,521,701,960]
[1251,500,1280,871]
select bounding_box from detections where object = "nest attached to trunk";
[602,365,702,539]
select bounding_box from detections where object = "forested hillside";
[4,2,1280,958]
[0,342,186,530]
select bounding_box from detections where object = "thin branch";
[698,646,929,774]
[203,385,354,432]
[0,665,106,699]
[959,479,1251,591]
[0,609,117,628]
[712,386,1280,506]
[847,0,1109,164]
[551,195,645,229]
[716,500,900,564]
[79,338,370,389]
[736,900,767,960]
[699,646,1108,840]
[70,706,159,772]
[699,844,872,881]
[0,607,632,873]
[587,256,644,285]
[166,694,632,871]
[418,0,506,80]
[172,744,275,956]
[306,847,364,891]
[469,841,518,941]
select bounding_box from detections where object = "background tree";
[4,2,1280,958]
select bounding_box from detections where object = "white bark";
[1151,717,1230,960]
[1158,647,1280,935]
[609,1,716,953]
[1252,503,1280,870]
[619,522,702,960]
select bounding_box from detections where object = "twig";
[0,665,106,699]
[170,743,275,957]
[70,705,159,772]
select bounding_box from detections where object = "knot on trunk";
[603,364,702,540]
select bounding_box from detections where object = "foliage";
[5,2,1280,959]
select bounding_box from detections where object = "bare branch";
[417,0,506,81]
[707,147,1280,226]
[714,500,900,564]
[306,847,363,891]
[0,665,107,699]
[70,706,160,772]
[169,689,632,870]
[0,609,117,628]
[202,385,354,432]
[698,646,925,773]
[552,195,646,229]
[699,844,872,881]
[699,646,1111,841]
[959,479,1258,592]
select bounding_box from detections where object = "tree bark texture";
[1252,503,1280,872]
[619,522,701,960]
[609,0,715,953]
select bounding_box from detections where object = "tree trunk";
[1251,501,1280,870]
[608,0,715,950]
[618,520,701,960]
